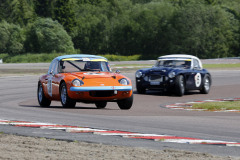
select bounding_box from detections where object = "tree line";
[0,0,239,59]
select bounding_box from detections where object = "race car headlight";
[136,71,143,78]
[168,71,176,78]
[72,79,84,86]
[119,78,129,85]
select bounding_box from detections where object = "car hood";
[141,67,179,75]
[65,72,128,86]
[70,72,116,79]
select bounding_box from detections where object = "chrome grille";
[149,75,163,82]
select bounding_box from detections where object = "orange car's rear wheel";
[37,82,51,107]
[117,94,133,110]
[60,82,76,108]
[95,102,107,109]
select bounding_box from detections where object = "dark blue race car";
[135,55,212,96]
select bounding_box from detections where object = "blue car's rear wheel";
[37,82,51,107]
[200,74,211,94]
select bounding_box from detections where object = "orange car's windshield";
[59,60,111,73]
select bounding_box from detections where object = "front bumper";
[70,86,132,92]
[136,78,175,90]
[68,86,133,101]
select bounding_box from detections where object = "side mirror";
[50,70,54,75]
[193,66,200,70]
[115,70,121,74]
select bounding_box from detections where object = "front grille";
[90,90,114,97]
[149,75,163,82]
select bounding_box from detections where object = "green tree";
[35,0,57,18]
[10,0,36,26]
[109,1,175,58]
[72,0,111,53]
[220,0,240,57]
[170,3,236,58]
[0,21,25,54]
[25,18,74,53]
[54,0,77,33]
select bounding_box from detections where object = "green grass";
[192,101,240,111]
[113,64,152,67]
[203,63,240,68]
[0,53,141,63]
[0,53,67,63]
[99,54,141,61]
[1,53,240,69]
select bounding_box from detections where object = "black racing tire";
[95,102,107,109]
[200,74,211,94]
[60,82,76,108]
[117,94,133,110]
[175,75,185,96]
[37,82,51,107]
[136,84,146,94]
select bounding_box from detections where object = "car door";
[186,58,203,90]
[51,60,62,100]
[46,60,58,98]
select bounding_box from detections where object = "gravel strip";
[0,133,237,160]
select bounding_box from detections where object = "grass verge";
[203,63,240,69]
[192,101,240,111]
[0,53,141,63]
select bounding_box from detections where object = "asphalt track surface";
[0,64,240,157]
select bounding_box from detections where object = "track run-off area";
[0,61,240,157]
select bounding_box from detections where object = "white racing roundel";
[194,73,201,87]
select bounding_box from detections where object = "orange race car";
[37,54,133,109]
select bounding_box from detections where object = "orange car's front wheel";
[117,94,133,110]
[60,82,76,108]
[95,102,107,109]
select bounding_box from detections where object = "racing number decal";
[194,73,201,87]
[47,77,53,97]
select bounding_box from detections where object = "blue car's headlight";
[136,71,142,78]
[72,79,84,86]
[168,71,176,78]
[119,78,129,85]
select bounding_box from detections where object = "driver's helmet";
[84,61,100,70]
[164,60,172,66]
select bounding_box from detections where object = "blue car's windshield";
[155,59,191,69]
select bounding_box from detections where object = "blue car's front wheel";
[136,84,146,94]
[175,75,185,96]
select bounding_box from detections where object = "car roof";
[55,54,108,61]
[158,54,203,69]
[158,54,199,60]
